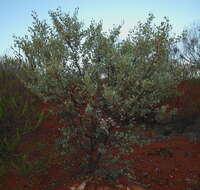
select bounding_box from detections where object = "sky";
[1,0,200,56]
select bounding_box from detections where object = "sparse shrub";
[180,22,200,77]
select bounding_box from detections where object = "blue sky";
[1,0,200,56]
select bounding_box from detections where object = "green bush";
[0,56,44,175]
[13,9,185,184]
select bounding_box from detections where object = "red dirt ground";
[0,100,200,190]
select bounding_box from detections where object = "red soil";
[0,100,200,190]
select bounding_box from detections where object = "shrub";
[180,22,200,77]
[0,56,44,175]
[152,76,200,137]
[13,9,184,184]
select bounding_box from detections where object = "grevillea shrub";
[0,56,44,175]
[13,9,185,184]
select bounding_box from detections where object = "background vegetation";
[0,56,44,176]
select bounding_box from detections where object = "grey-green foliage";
[98,14,184,124]
[13,9,184,183]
